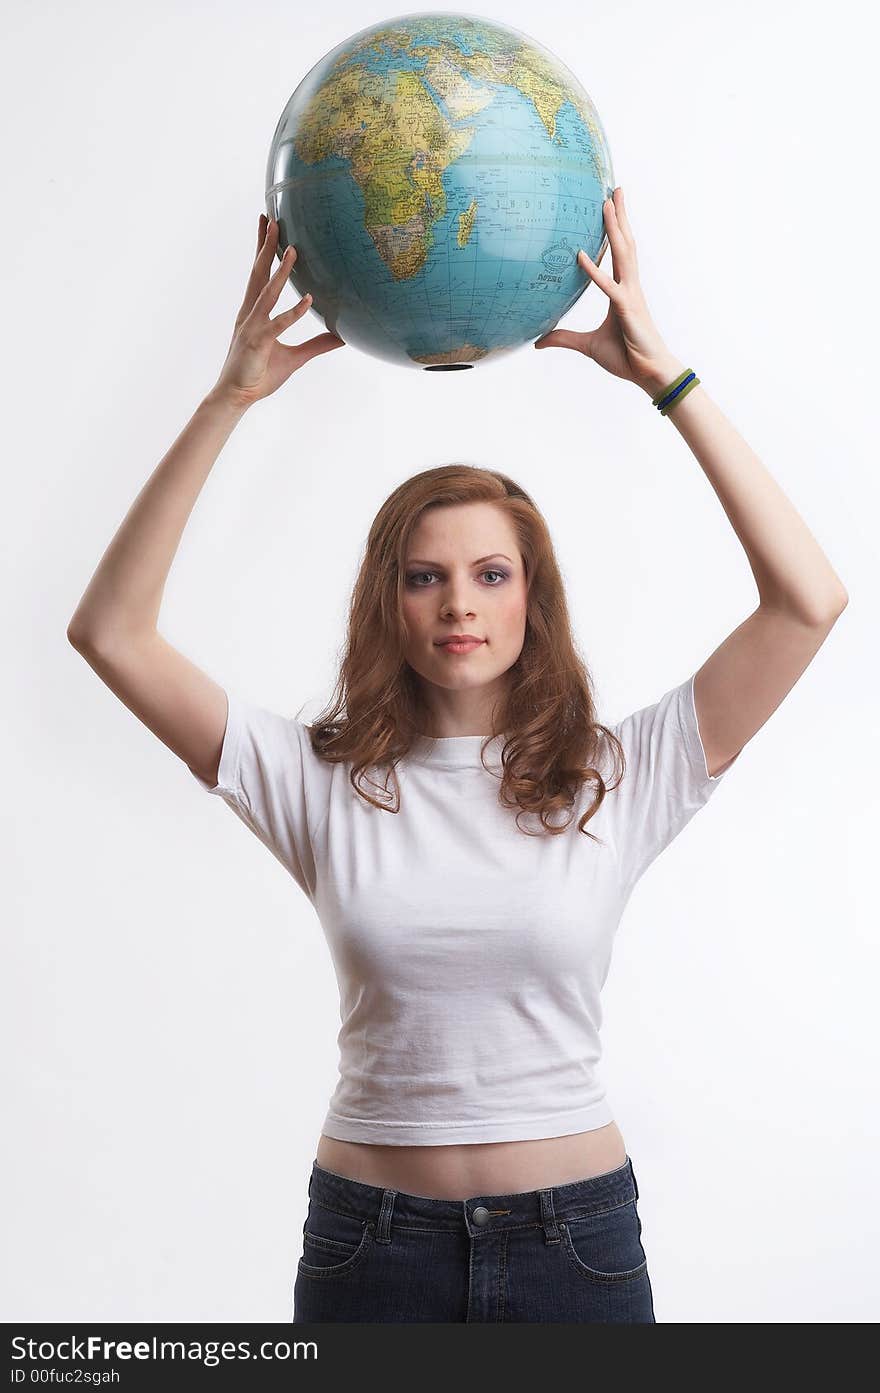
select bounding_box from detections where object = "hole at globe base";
[423,363,474,371]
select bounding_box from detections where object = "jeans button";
[472,1206,490,1225]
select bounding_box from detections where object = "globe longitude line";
[470,162,516,356]
[510,126,548,346]
[415,167,443,360]
[435,201,465,364]
[454,129,501,355]
[467,175,480,355]
[444,198,454,352]
[506,158,541,346]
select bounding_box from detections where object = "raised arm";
[536,187,848,777]
[67,213,346,787]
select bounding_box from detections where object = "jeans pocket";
[560,1198,649,1283]
[297,1202,375,1279]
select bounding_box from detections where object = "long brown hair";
[308,463,625,842]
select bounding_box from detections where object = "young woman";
[67,191,848,1323]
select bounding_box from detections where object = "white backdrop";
[3,0,876,1324]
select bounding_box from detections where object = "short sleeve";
[187,689,325,903]
[603,672,741,896]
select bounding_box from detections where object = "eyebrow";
[405,553,513,567]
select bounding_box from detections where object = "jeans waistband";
[306,1155,639,1244]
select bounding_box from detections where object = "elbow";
[815,591,849,627]
[67,619,97,651]
[805,584,849,626]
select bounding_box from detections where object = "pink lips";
[437,639,485,654]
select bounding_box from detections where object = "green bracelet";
[652,368,701,415]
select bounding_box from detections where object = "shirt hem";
[320,1097,615,1146]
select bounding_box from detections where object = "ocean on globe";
[265,12,615,370]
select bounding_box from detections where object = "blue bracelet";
[652,368,700,415]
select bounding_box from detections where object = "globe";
[265,12,615,370]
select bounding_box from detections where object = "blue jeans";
[293,1155,656,1323]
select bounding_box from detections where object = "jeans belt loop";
[375,1187,396,1244]
[540,1187,561,1244]
[629,1157,639,1200]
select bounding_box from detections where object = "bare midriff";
[315,1121,628,1201]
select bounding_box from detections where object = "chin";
[429,657,507,687]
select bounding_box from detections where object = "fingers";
[266,241,296,288]
[299,330,348,358]
[577,247,618,300]
[603,188,636,279]
[251,218,288,283]
[243,235,298,329]
[254,216,278,272]
[600,201,625,284]
[612,187,635,245]
[534,328,587,352]
[274,330,346,380]
[255,221,287,281]
[237,218,282,324]
[268,289,314,336]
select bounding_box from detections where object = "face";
[401,502,528,735]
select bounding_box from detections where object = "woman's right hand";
[210,214,346,409]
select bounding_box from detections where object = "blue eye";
[405,569,509,587]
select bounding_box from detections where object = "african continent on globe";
[265,12,615,370]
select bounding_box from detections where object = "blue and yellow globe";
[265,12,615,370]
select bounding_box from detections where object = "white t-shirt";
[188,673,740,1145]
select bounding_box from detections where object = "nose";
[442,602,476,622]
[439,579,476,618]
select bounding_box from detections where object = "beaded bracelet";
[652,368,701,416]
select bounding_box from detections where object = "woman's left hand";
[534,187,680,395]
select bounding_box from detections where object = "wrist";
[201,385,254,420]
[636,355,687,398]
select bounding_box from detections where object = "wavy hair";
[307,463,625,842]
